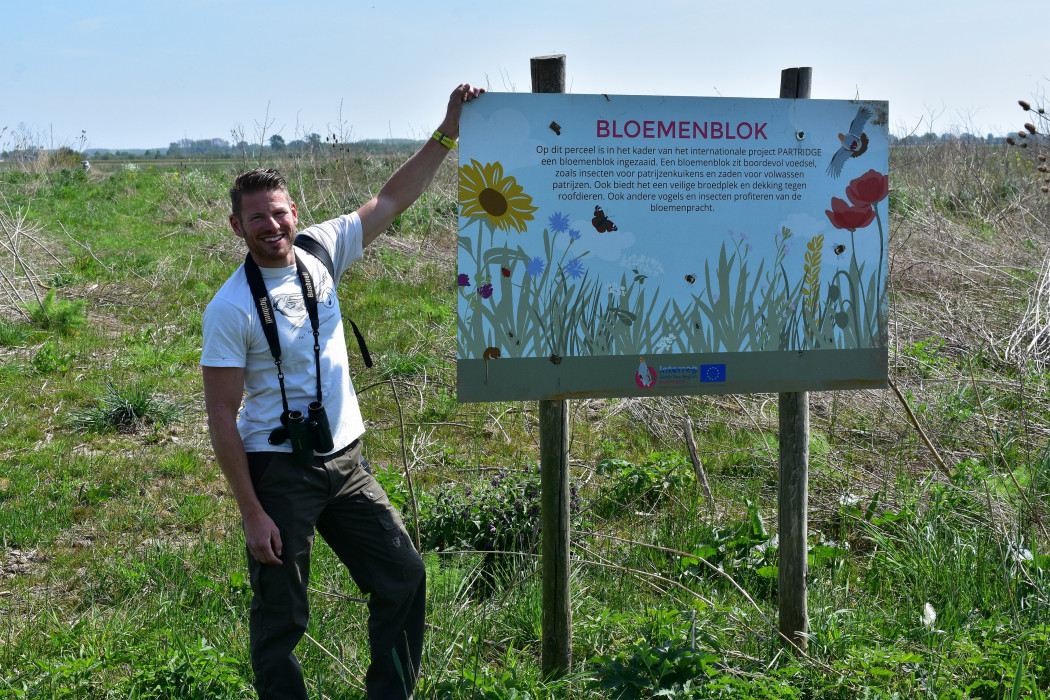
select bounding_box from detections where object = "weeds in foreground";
[70,382,186,433]
[0,318,29,345]
[23,289,86,335]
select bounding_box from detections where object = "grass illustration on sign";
[457,159,887,360]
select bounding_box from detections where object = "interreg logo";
[637,363,728,388]
[658,365,699,382]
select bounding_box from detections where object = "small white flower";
[921,602,936,628]
[652,335,676,353]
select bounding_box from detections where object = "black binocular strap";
[243,252,324,412]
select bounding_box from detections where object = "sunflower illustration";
[459,159,538,233]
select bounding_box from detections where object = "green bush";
[420,468,579,593]
[596,452,693,516]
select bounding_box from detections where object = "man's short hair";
[230,168,289,219]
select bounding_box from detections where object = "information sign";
[456,93,889,401]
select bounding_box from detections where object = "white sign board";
[456,93,889,402]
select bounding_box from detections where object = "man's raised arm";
[356,83,484,246]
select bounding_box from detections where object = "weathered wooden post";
[778,67,812,653]
[532,54,573,679]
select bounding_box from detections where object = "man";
[202,83,483,699]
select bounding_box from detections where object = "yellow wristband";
[432,130,457,149]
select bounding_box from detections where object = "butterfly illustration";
[591,205,617,233]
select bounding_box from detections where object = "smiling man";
[201,83,483,699]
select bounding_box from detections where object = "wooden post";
[538,399,571,678]
[777,67,812,653]
[532,54,573,680]
[531,55,566,95]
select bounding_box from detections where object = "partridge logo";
[635,357,656,389]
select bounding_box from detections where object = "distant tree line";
[887,133,1010,146]
[159,134,421,159]
[1,132,1013,163]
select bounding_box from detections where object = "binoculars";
[268,401,334,465]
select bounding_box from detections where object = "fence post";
[532,53,573,680]
[777,66,813,653]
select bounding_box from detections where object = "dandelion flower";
[459,159,537,233]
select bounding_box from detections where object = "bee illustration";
[684,274,696,284]
[833,244,846,255]
[591,205,617,233]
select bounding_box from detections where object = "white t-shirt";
[201,213,365,454]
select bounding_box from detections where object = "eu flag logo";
[700,364,726,383]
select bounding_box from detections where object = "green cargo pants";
[246,440,425,699]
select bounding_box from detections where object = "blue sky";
[2,0,1046,150]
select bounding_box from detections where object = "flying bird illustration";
[826,106,872,177]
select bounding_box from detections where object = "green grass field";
[1,135,1049,698]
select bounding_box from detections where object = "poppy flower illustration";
[825,197,875,231]
[845,169,889,206]
[459,159,538,233]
